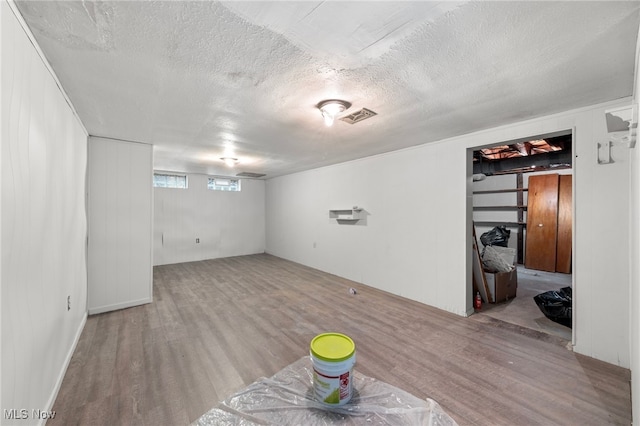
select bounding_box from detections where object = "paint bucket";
[310,332,356,406]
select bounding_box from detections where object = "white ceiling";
[15,1,640,179]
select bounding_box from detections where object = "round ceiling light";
[317,99,351,127]
[220,157,239,167]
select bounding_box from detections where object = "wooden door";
[525,174,559,272]
[555,175,572,273]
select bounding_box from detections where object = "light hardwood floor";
[50,254,631,425]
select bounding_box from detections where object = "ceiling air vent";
[236,172,266,178]
[340,108,377,125]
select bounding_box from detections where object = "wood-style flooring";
[49,254,631,425]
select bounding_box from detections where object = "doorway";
[468,130,574,342]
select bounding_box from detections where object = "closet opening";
[467,130,574,343]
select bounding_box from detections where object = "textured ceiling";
[15,1,640,179]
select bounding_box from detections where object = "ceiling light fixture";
[317,99,351,127]
[220,157,239,167]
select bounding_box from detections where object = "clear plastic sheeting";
[193,357,458,426]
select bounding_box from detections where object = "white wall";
[154,173,265,265]
[87,137,153,314]
[630,117,639,425]
[1,2,88,423]
[266,99,633,369]
[629,28,640,425]
[267,140,468,314]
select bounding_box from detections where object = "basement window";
[153,173,188,189]
[208,177,241,192]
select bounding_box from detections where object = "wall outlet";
[67,295,71,311]
[196,238,200,243]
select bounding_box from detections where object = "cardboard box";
[485,268,517,303]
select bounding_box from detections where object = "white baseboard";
[43,312,87,426]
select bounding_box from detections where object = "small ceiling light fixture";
[220,157,239,167]
[317,99,351,127]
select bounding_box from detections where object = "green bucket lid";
[310,333,355,362]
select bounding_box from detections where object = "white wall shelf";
[329,208,364,222]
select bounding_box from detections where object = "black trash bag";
[534,286,572,328]
[480,226,511,247]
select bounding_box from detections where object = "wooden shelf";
[473,173,528,264]
[473,205,527,211]
[473,188,528,195]
[474,221,527,227]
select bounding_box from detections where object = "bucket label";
[339,372,349,400]
[313,368,352,404]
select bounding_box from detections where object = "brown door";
[525,174,559,272]
[555,175,572,273]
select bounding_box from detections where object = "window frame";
[153,172,188,189]
[208,177,241,192]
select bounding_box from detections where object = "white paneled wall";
[87,137,152,314]
[266,99,633,369]
[630,43,640,425]
[268,141,468,314]
[154,173,265,265]
[631,124,640,426]
[2,3,88,424]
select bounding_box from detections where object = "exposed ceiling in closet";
[14,1,640,179]
[473,134,572,176]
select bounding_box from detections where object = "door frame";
[466,128,576,345]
